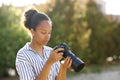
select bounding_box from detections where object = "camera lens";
[54,42,85,72]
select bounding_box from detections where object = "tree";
[0,5,30,77]
[38,0,120,65]
[46,0,88,59]
[85,0,120,64]
[84,0,109,64]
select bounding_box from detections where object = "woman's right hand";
[47,48,64,64]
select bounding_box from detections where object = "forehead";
[37,20,52,30]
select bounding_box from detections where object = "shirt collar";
[24,42,32,50]
[24,42,47,51]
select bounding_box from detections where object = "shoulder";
[16,48,28,63]
[17,45,29,57]
[16,43,31,62]
[17,42,32,55]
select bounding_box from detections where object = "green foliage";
[47,0,120,64]
[84,0,109,64]
[47,0,75,45]
[0,5,30,76]
[84,0,120,64]
[47,0,89,59]
[104,22,120,59]
[0,0,120,77]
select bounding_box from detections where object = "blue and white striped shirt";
[16,42,60,80]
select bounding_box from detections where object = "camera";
[54,42,85,72]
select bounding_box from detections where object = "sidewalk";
[67,65,120,80]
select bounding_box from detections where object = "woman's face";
[31,20,52,46]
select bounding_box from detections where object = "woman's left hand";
[56,57,74,80]
[61,57,73,70]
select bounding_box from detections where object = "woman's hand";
[56,57,73,80]
[61,57,73,70]
[47,48,64,64]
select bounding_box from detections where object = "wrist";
[46,59,53,66]
[60,64,67,70]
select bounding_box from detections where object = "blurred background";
[0,0,120,80]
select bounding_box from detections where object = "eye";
[41,31,47,34]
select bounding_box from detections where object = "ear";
[30,29,35,37]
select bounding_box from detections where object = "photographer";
[15,9,72,80]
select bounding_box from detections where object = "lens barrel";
[54,42,85,72]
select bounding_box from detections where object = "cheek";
[49,34,51,38]
[37,33,43,39]
[41,34,51,41]
[36,33,46,40]
[35,32,51,41]
[33,33,42,40]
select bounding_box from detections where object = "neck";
[30,40,43,56]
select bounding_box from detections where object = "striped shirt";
[16,42,60,80]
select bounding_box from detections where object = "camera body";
[54,42,85,72]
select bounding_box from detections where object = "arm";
[16,48,64,80]
[56,57,72,80]
[36,60,52,80]
[36,48,64,80]
[56,64,67,80]
[16,53,36,80]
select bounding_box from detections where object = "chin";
[43,42,48,45]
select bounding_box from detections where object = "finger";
[51,50,58,54]
[64,57,70,64]
[69,67,74,72]
[55,48,64,51]
[56,52,63,58]
[67,57,71,65]
[57,53,63,58]
[57,52,63,56]
[68,58,72,68]
[56,55,63,60]
[55,48,64,53]
[50,49,61,55]
[50,50,56,55]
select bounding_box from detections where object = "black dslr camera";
[54,42,85,72]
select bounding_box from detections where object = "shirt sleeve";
[16,53,36,80]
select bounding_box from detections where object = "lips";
[43,40,49,43]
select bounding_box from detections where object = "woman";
[16,9,72,80]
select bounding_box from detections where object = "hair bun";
[24,9,38,29]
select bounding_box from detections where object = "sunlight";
[0,0,47,7]
[104,0,120,15]
[0,0,120,15]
